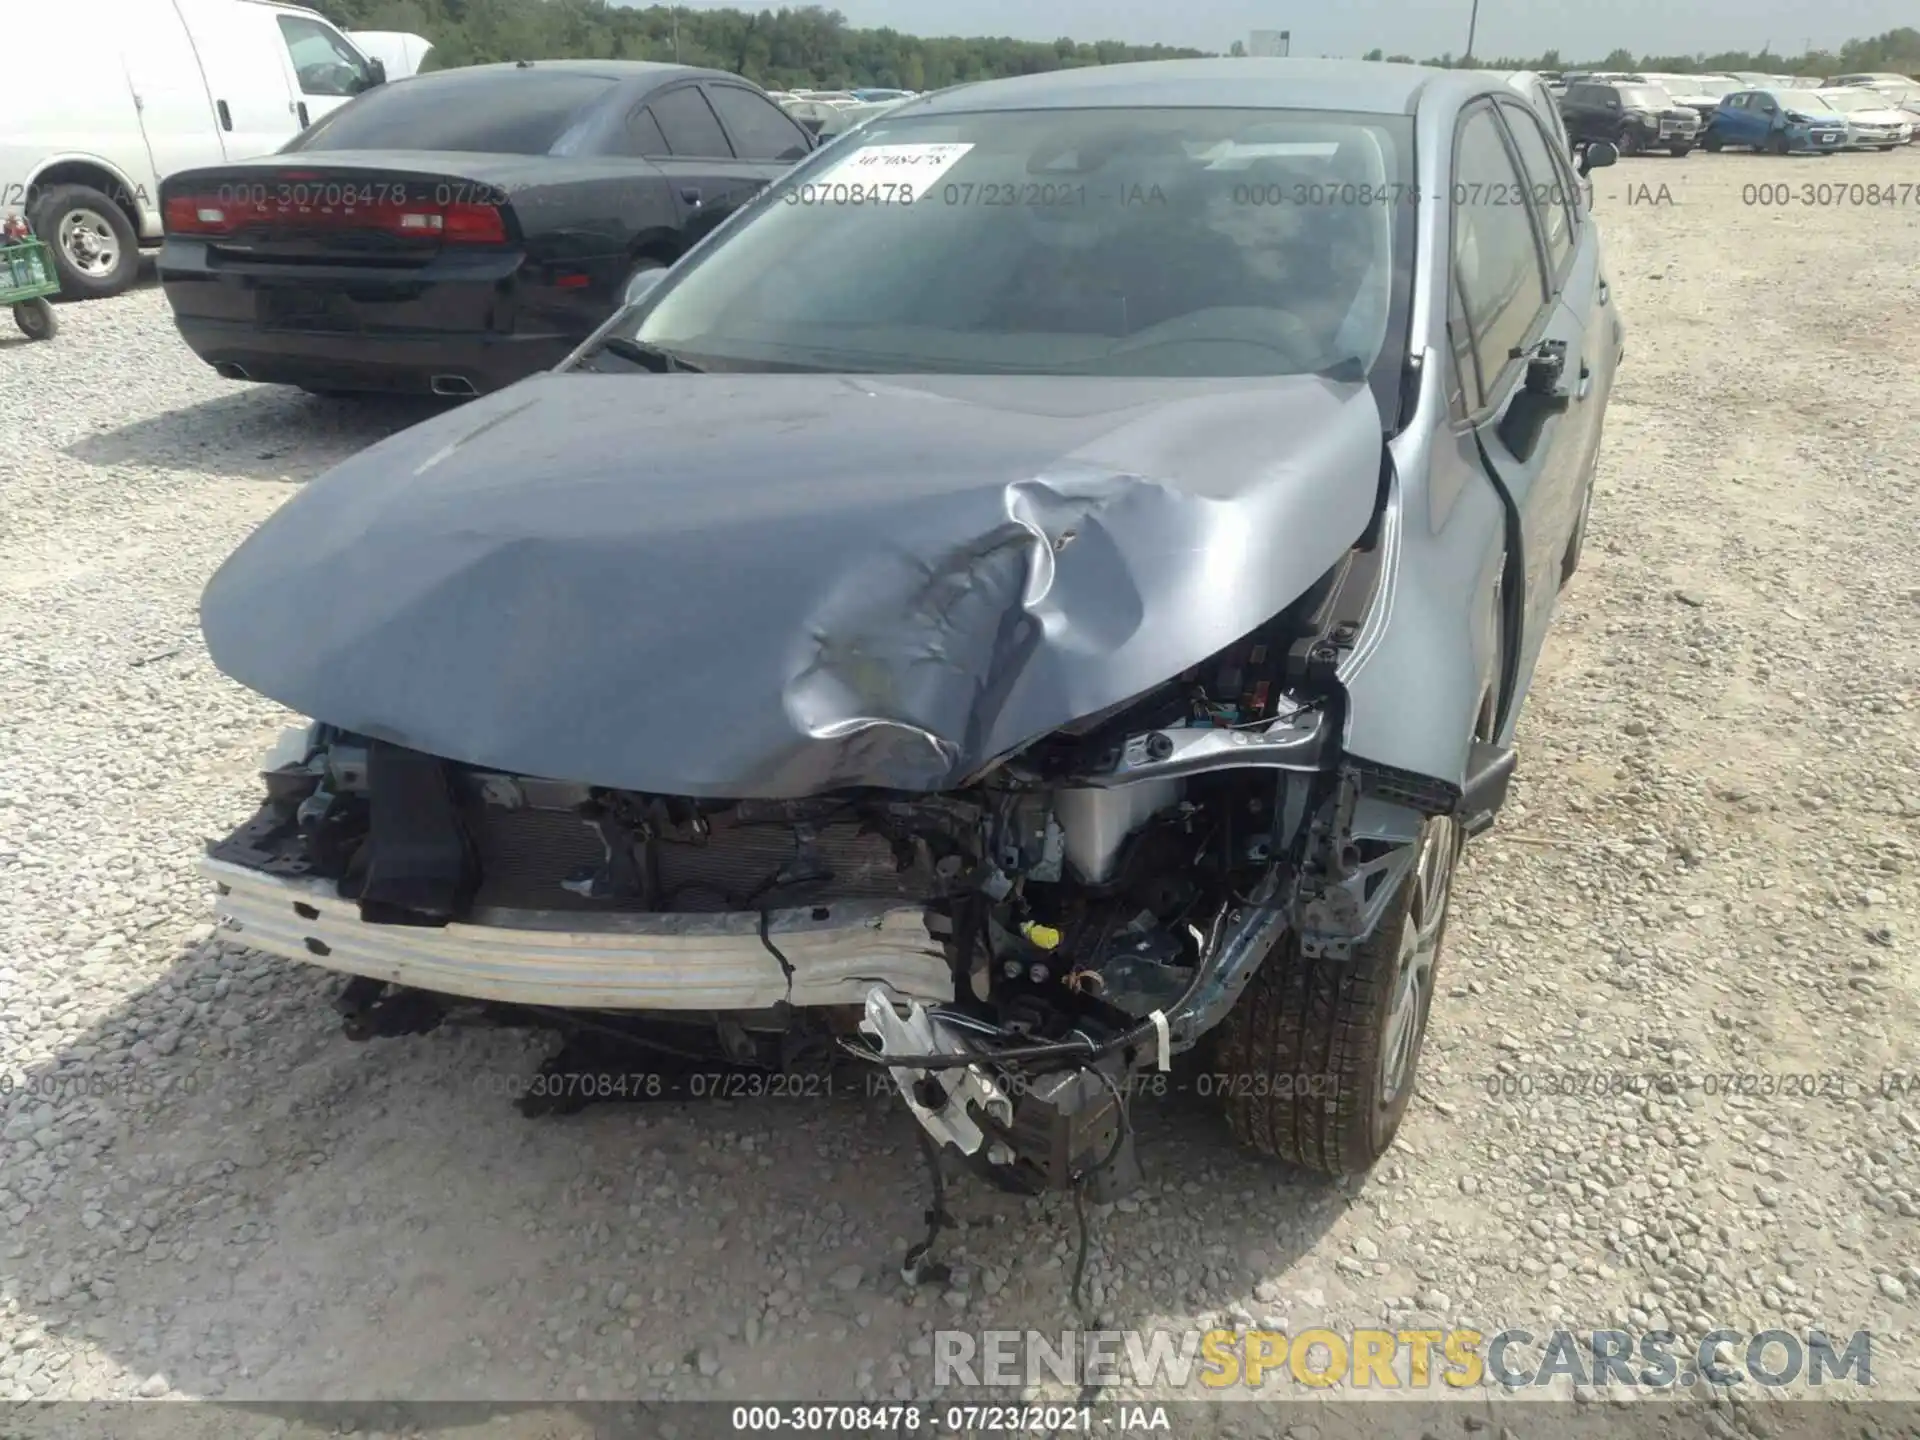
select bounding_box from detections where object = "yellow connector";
[1021,921,1062,951]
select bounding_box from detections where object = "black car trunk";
[159,159,528,336]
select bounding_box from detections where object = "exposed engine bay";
[203,549,1472,1205]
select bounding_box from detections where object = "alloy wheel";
[1378,817,1460,1108]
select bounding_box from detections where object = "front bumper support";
[201,857,953,1010]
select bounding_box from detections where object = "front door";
[270,12,379,130]
[1448,101,1588,737]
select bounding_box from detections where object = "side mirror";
[1579,139,1618,174]
[363,56,387,88]
[624,267,667,306]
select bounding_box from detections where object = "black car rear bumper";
[172,316,575,395]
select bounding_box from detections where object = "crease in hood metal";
[200,373,1384,796]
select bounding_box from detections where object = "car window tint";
[614,105,670,158]
[651,86,733,157]
[276,16,373,98]
[705,85,812,162]
[1450,105,1549,406]
[1496,101,1573,274]
[291,70,615,153]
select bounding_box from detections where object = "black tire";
[1702,134,1723,152]
[13,299,56,341]
[1617,129,1640,156]
[1669,143,1692,157]
[27,184,139,299]
[1214,815,1463,1174]
[1768,131,1791,155]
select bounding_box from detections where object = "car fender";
[1337,348,1507,796]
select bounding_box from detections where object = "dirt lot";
[2,148,1919,1434]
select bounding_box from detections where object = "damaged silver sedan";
[196,60,1623,1198]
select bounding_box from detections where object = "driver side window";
[276,16,373,98]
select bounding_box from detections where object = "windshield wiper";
[589,337,705,373]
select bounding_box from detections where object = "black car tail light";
[163,190,508,246]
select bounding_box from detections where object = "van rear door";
[176,0,302,160]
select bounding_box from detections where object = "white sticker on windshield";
[794,143,975,203]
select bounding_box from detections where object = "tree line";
[308,0,1919,89]
[311,0,1205,87]
[1354,27,1920,76]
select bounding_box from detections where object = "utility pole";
[1464,0,1479,62]
[1281,30,1290,56]
[672,6,680,61]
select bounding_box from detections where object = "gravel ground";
[2,150,1919,1433]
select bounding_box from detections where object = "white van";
[1,0,386,298]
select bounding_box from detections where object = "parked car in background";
[1702,88,1847,153]
[780,97,853,135]
[811,98,914,140]
[3,0,385,298]
[191,58,1622,1189]
[850,88,916,102]
[1815,87,1914,148]
[1641,73,1743,127]
[348,31,434,80]
[157,61,815,398]
[1891,91,1920,139]
[1559,79,1700,154]
[1828,72,1917,92]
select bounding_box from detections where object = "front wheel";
[13,298,56,340]
[1702,133,1723,152]
[1213,815,1463,1174]
[1669,143,1692,156]
[1617,129,1640,156]
[1768,131,1791,155]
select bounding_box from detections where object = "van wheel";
[28,185,139,299]
[1213,815,1463,1174]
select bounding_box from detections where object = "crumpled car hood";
[201,373,1384,796]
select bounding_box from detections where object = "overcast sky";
[785,0,1912,59]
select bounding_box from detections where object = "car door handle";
[217,100,232,132]
[680,187,702,207]
[1577,360,1593,399]
[1597,279,1610,307]
[297,102,309,128]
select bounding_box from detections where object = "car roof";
[901,58,1498,118]
[403,59,736,84]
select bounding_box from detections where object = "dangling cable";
[901,1127,954,1288]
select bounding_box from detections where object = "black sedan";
[156,61,816,397]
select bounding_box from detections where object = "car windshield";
[601,106,1413,379]
[287,70,616,154]
[1616,86,1673,108]
[1776,91,1835,112]
[1820,89,1882,112]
